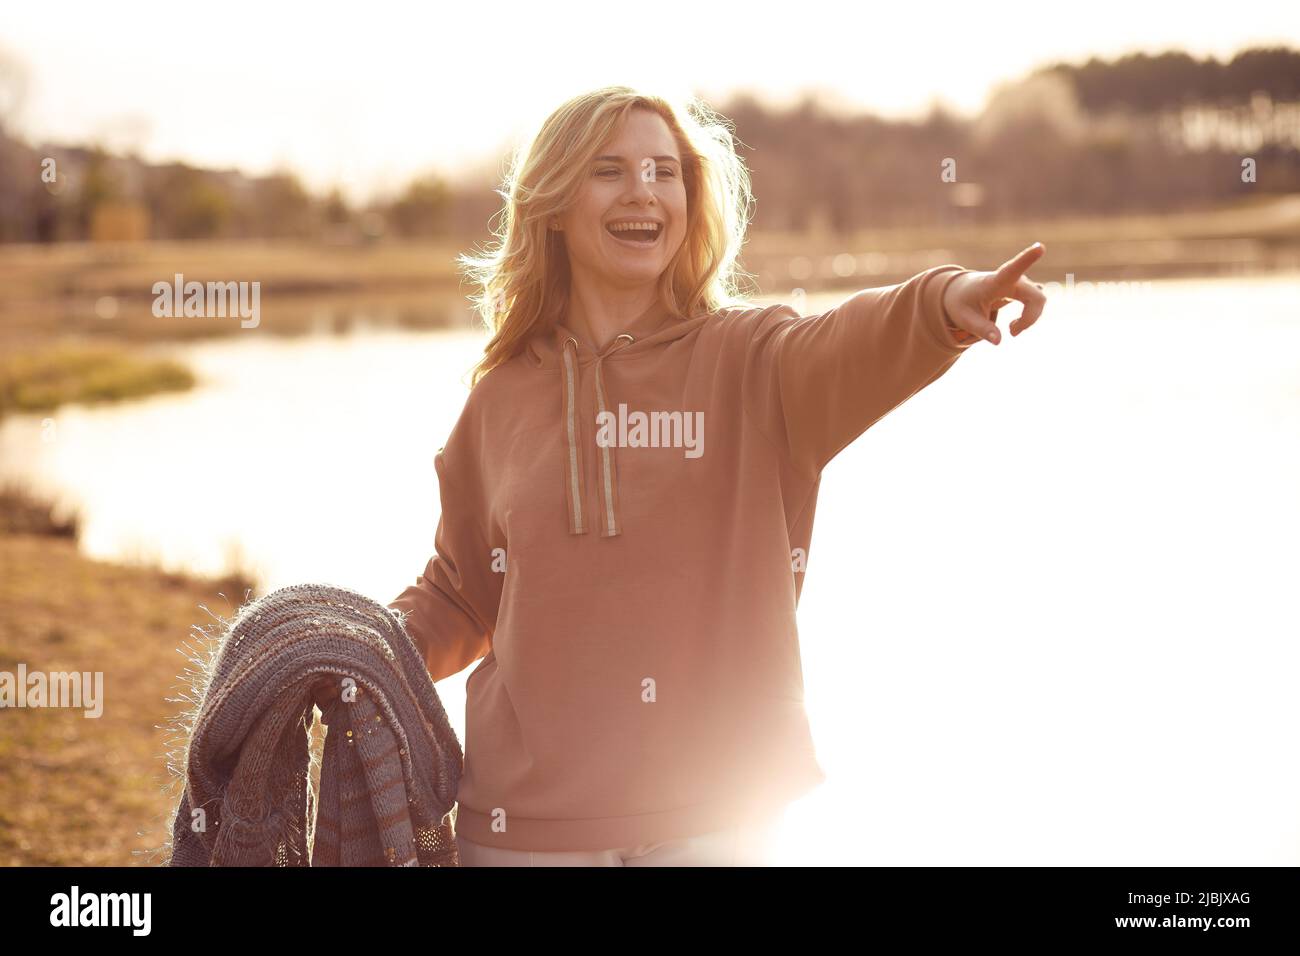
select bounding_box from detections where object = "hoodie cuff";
[919,265,977,353]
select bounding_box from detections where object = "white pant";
[455,816,782,867]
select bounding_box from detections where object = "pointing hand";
[941,243,1048,345]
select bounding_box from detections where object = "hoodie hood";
[524,311,712,539]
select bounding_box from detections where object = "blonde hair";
[458,85,758,388]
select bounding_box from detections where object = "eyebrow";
[593,155,681,164]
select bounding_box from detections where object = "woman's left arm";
[739,243,1048,478]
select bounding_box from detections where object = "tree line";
[0,44,1296,243]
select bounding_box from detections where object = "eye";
[656,168,676,178]
[596,168,619,178]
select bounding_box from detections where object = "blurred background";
[1,2,1297,866]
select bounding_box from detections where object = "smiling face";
[553,108,688,293]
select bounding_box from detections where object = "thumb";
[960,287,1007,344]
[949,302,1002,345]
[982,305,1003,344]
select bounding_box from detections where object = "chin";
[611,266,664,285]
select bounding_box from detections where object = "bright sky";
[2,1,1295,202]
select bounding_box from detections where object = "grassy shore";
[0,340,195,419]
[0,484,256,865]
[0,239,473,352]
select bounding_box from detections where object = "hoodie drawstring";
[560,331,635,538]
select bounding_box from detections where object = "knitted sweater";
[168,584,463,866]
[389,265,976,852]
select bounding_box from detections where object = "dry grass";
[0,532,256,865]
[0,481,81,538]
[0,339,195,418]
[0,238,468,304]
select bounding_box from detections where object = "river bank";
[0,484,255,865]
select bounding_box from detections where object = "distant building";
[90,201,150,241]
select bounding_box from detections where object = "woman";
[388,85,1047,866]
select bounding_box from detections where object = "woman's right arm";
[388,449,494,683]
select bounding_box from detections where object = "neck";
[564,277,669,351]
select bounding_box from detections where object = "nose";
[622,169,657,203]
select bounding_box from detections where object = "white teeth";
[608,222,661,232]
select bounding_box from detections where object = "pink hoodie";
[389,264,975,851]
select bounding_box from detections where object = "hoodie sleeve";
[741,264,975,478]
[387,448,494,683]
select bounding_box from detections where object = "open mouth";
[605,222,662,246]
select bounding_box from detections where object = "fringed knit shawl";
[167,584,463,866]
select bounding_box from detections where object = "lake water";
[4,273,1298,865]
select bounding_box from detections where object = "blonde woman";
[389,85,1047,867]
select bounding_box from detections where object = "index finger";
[993,243,1045,290]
